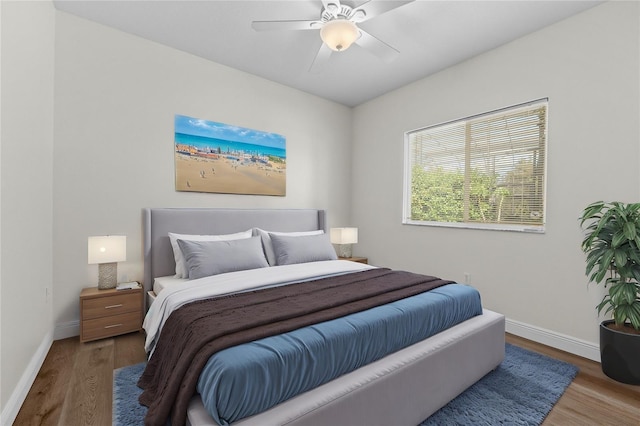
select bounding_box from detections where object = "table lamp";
[88,235,126,289]
[330,227,358,258]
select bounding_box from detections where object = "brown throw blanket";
[138,268,453,426]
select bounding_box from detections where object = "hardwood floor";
[12,332,640,425]
[13,333,146,426]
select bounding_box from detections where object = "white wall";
[1,0,55,420]
[52,12,353,334]
[351,1,639,354]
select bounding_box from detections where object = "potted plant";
[580,201,640,385]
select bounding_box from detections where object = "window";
[403,99,547,233]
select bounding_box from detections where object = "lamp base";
[98,262,117,289]
[336,244,353,258]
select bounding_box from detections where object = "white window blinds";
[404,99,547,232]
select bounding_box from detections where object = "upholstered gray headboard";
[142,208,327,296]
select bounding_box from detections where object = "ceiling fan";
[251,0,415,72]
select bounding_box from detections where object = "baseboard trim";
[0,329,53,426]
[54,319,79,340]
[506,317,600,362]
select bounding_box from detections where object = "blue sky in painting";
[175,114,285,150]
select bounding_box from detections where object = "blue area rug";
[420,344,578,425]
[113,343,578,426]
[113,362,147,426]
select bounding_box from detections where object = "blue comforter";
[197,283,482,425]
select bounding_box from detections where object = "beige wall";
[1,0,55,417]
[351,1,639,353]
[52,12,353,332]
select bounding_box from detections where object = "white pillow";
[254,228,324,266]
[169,229,252,278]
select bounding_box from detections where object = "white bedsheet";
[153,275,188,295]
[143,260,374,355]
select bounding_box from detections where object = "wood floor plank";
[113,331,147,370]
[56,339,114,426]
[13,337,79,426]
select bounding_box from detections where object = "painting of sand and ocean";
[174,115,286,196]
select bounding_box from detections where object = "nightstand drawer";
[81,311,141,342]
[82,292,140,320]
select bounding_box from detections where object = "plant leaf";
[614,249,628,268]
[624,221,637,240]
[579,201,604,226]
[612,230,627,248]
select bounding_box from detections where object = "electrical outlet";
[463,273,470,284]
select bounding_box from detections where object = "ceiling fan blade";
[321,0,341,16]
[355,29,399,63]
[352,0,415,23]
[251,20,321,31]
[309,43,333,73]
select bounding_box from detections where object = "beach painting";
[174,114,286,196]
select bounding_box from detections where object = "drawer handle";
[105,304,123,309]
[104,324,123,329]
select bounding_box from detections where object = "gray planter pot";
[600,320,640,385]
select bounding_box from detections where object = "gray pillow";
[254,228,324,266]
[270,233,338,266]
[177,236,268,280]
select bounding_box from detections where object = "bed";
[141,207,505,426]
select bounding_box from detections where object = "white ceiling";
[53,0,603,107]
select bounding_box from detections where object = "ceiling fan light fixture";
[320,19,359,52]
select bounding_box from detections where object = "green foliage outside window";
[410,159,542,226]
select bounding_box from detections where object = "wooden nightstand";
[339,256,368,264]
[79,286,143,343]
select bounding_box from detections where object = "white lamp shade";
[320,19,359,52]
[88,235,126,264]
[330,227,358,245]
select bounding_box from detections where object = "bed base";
[186,309,505,426]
